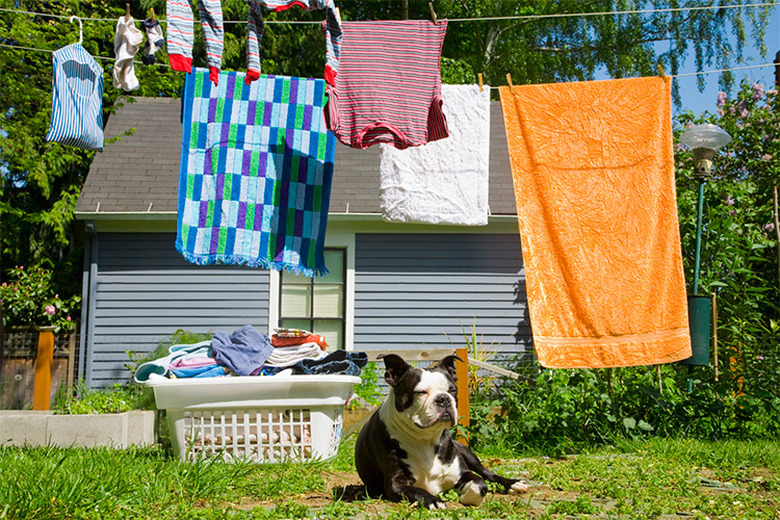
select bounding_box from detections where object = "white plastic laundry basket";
[146,374,360,463]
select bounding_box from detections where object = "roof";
[75,96,517,217]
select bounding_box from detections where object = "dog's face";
[382,354,460,430]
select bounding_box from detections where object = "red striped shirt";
[325,20,448,150]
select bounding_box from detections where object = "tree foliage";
[0,0,774,300]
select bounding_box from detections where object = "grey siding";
[87,233,270,387]
[354,233,532,363]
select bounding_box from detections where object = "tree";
[0,0,774,301]
[675,80,779,410]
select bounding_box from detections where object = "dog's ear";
[430,354,462,381]
[380,354,411,387]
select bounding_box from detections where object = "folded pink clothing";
[168,355,218,370]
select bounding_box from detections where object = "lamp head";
[679,124,732,180]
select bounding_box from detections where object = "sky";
[672,5,779,116]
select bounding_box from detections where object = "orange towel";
[499,77,691,368]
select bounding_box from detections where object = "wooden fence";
[0,330,79,410]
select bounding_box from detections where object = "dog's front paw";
[421,496,447,510]
[508,480,529,494]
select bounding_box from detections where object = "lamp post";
[679,124,732,296]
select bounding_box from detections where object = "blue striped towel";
[176,68,335,277]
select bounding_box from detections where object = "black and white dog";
[354,354,527,509]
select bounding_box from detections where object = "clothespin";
[478,73,483,92]
[506,73,514,90]
[657,63,668,82]
[125,3,131,22]
[428,2,438,25]
[150,7,156,22]
[334,6,341,23]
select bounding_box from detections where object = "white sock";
[113,16,143,91]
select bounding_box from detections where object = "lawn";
[1,434,778,519]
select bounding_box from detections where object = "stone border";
[0,410,155,449]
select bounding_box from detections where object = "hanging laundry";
[113,15,144,91]
[323,20,448,150]
[379,84,490,226]
[166,0,224,84]
[46,43,104,151]
[141,16,165,65]
[245,0,342,85]
[175,68,335,277]
[499,77,691,369]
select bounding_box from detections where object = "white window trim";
[268,232,355,351]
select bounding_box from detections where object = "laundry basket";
[146,374,360,463]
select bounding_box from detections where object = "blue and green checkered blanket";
[175,69,335,276]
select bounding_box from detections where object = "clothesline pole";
[692,178,706,296]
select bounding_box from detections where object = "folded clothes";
[170,364,228,378]
[168,355,218,370]
[266,342,327,367]
[134,340,212,382]
[290,350,368,376]
[211,325,274,376]
[271,333,329,349]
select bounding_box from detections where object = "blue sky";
[673,5,779,116]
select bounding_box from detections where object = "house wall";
[83,232,270,387]
[81,226,532,388]
[354,233,532,362]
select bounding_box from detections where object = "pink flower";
[716,91,727,107]
[752,82,764,100]
[763,223,775,233]
[762,154,773,161]
[66,316,72,322]
[44,305,56,315]
[725,194,735,206]
[737,100,749,118]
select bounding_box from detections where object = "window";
[278,248,346,349]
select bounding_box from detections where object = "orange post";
[455,347,469,444]
[33,327,56,410]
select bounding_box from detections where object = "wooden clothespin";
[506,73,514,90]
[428,2,438,25]
[125,3,131,22]
[150,7,156,22]
[334,6,341,23]
[478,73,483,92]
[657,63,668,82]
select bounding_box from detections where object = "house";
[74,96,532,388]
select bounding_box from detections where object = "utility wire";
[0,42,773,81]
[0,1,777,24]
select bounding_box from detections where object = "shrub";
[0,263,80,334]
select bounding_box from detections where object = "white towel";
[113,16,143,91]
[265,343,327,367]
[379,84,491,226]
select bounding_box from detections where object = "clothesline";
[0,42,775,81]
[1,1,777,24]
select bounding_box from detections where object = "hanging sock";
[113,16,144,91]
[166,0,224,84]
[244,0,342,86]
[141,17,165,65]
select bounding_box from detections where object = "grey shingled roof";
[75,96,517,216]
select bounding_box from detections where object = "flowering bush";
[0,265,80,334]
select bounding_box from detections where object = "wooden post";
[33,327,56,410]
[455,347,469,444]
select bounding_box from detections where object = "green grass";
[0,436,778,519]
